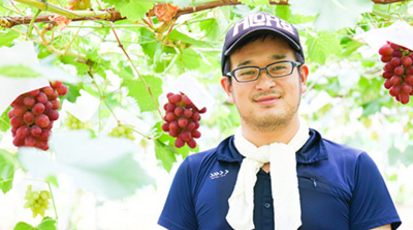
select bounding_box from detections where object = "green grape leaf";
[101,0,153,20]
[0,107,11,132]
[199,18,221,41]
[0,30,19,47]
[154,139,177,172]
[289,0,373,31]
[13,222,35,230]
[18,131,153,200]
[305,31,342,64]
[37,217,57,230]
[238,0,269,6]
[127,75,163,112]
[13,217,56,230]
[0,149,16,194]
[0,65,41,78]
[167,30,212,48]
[62,83,83,103]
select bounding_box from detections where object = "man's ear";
[221,76,234,103]
[299,64,309,94]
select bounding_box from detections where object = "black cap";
[221,12,304,76]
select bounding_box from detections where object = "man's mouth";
[254,95,281,106]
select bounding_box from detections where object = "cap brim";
[223,27,301,57]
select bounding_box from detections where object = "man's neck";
[240,116,301,147]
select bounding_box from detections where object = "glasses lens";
[234,67,258,82]
[268,62,292,77]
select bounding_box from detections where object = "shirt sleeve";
[350,152,402,230]
[158,158,198,230]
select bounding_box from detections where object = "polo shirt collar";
[216,128,328,164]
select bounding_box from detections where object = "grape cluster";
[24,185,51,218]
[8,81,68,150]
[379,42,413,104]
[161,93,206,148]
[65,112,86,130]
[108,124,135,140]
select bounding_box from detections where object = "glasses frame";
[226,60,302,83]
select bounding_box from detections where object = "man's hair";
[225,32,303,85]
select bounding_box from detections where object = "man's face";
[221,37,308,132]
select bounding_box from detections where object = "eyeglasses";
[226,60,302,83]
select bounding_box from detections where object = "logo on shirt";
[210,170,229,180]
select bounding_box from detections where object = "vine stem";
[87,68,120,124]
[47,181,59,223]
[108,21,163,118]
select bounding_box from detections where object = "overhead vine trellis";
[0,0,409,29]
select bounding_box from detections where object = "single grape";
[379,44,392,56]
[51,81,63,88]
[380,55,392,63]
[178,117,188,128]
[391,57,401,66]
[44,101,53,112]
[46,110,59,121]
[169,130,179,138]
[180,129,192,142]
[400,92,410,104]
[35,114,50,128]
[10,116,24,127]
[187,121,196,130]
[13,105,27,117]
[28,89,40,97]
[394,66,405,76]
[23,112,35,125]
[169,121,179,132]
[192,130,201,138]
[41,86,55,97]
[56,85,68,96]
[31,125,42,137]
[192,111,200,121]
[164,103,175,112]
[402,56,413,67]
[174,137,185,148]
[11,95,24,107]
[405,75,413,85]
[32,103,46,115]
[25,136,36,147]
[383,63,395,73]
[382,72,393,79]
[174,107,184,116]
[162,123,170,132]
[183,109,193,118]
[12,137,25,147]
[187,138,197,149]
[164,112,177,122]
[40,129,52,140]
[23,97,36,108]
[36,92,48,104]
[389,85,401,97]
[401,83,412,93]
[169,94,182,104]
[390,75,402,86]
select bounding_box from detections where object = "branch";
[1,0,123,28]
[1,0,410,28]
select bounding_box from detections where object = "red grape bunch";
[161,92,206,149]
[379,42,413,104]
[8,81,68,150]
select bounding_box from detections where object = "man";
[158,12,401,230]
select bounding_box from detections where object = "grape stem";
[108,21,163,118]
[47,181,59,223]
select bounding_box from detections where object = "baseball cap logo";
[232,13,296,37]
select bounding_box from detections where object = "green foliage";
[14,217,56,230]
[0,149,17,194]
[305,31,342,64]
[0,107,10,132]
[127,75,163,112]
[238,0,269,7]
[289,0,373,31]
[0,30,19,47]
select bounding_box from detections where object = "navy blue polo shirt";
[158,129,401,230]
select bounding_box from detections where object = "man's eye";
[239,69,256,76]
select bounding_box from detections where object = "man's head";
[220,12,308,133]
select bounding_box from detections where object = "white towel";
[226,119,309,230]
